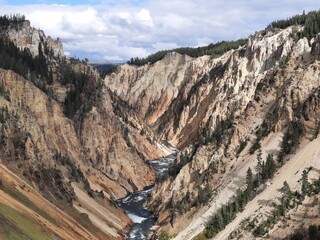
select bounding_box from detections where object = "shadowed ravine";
[117,153,176,239]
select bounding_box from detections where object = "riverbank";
[117,152,177,240]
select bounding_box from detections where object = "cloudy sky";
[0,0,319,62]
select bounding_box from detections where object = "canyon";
[1,12,320,240]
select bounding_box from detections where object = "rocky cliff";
[0,17,172,239]
[2,13,320,240]
[106,25,320,239]
[6,20,64,57]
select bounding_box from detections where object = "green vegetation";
[210,114,234,147]
[128,39,247,66]
[192,233,208,240]
[0,37,53,84]
[158,112,234,181]
[0,14,93,118]
[91,63,118,78]
[158,231,170,240]
[268,11,308,29]
[289,224,320,240]
[253,170,320,237]
[58,61,92,118]
[0,14,53,86]
[0,203,53,240]
[129,10,320,67]
[197,185,213,206]
[268,10,320,40]
[0,179,55,223]
[0,14,25,31]
[249,118,274,155]
[54,152,96,198]
[203,153,276,238]
[253,181,294,236]
[237,139,248,155]
[0,14,54,92]
[301,169,312,197]
[278,120,305,162]
[248,140,261,155]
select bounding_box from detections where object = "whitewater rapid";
[117,153,177,240]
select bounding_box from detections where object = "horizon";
[0,1,319,63]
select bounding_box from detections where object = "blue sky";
[5,0,146,6]
[0,1,319,62]
[6,0,101,4]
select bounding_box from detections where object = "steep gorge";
[106,25,320,239]
[0,16,173,240]
[1,12,320,240]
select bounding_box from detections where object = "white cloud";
[61,8,107,35]
[135,9,154,28]
[0,1,319,62]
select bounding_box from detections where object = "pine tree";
[265,154,276,178]
[301,170,311,197]
[246,167,254,199]
[282,181,292,199]
[256,150,263,187]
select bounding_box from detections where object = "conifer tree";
[301,170,311,197]
[246,167,254,199]
[256,150,263,187]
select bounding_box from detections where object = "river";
[116,153,176,240]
